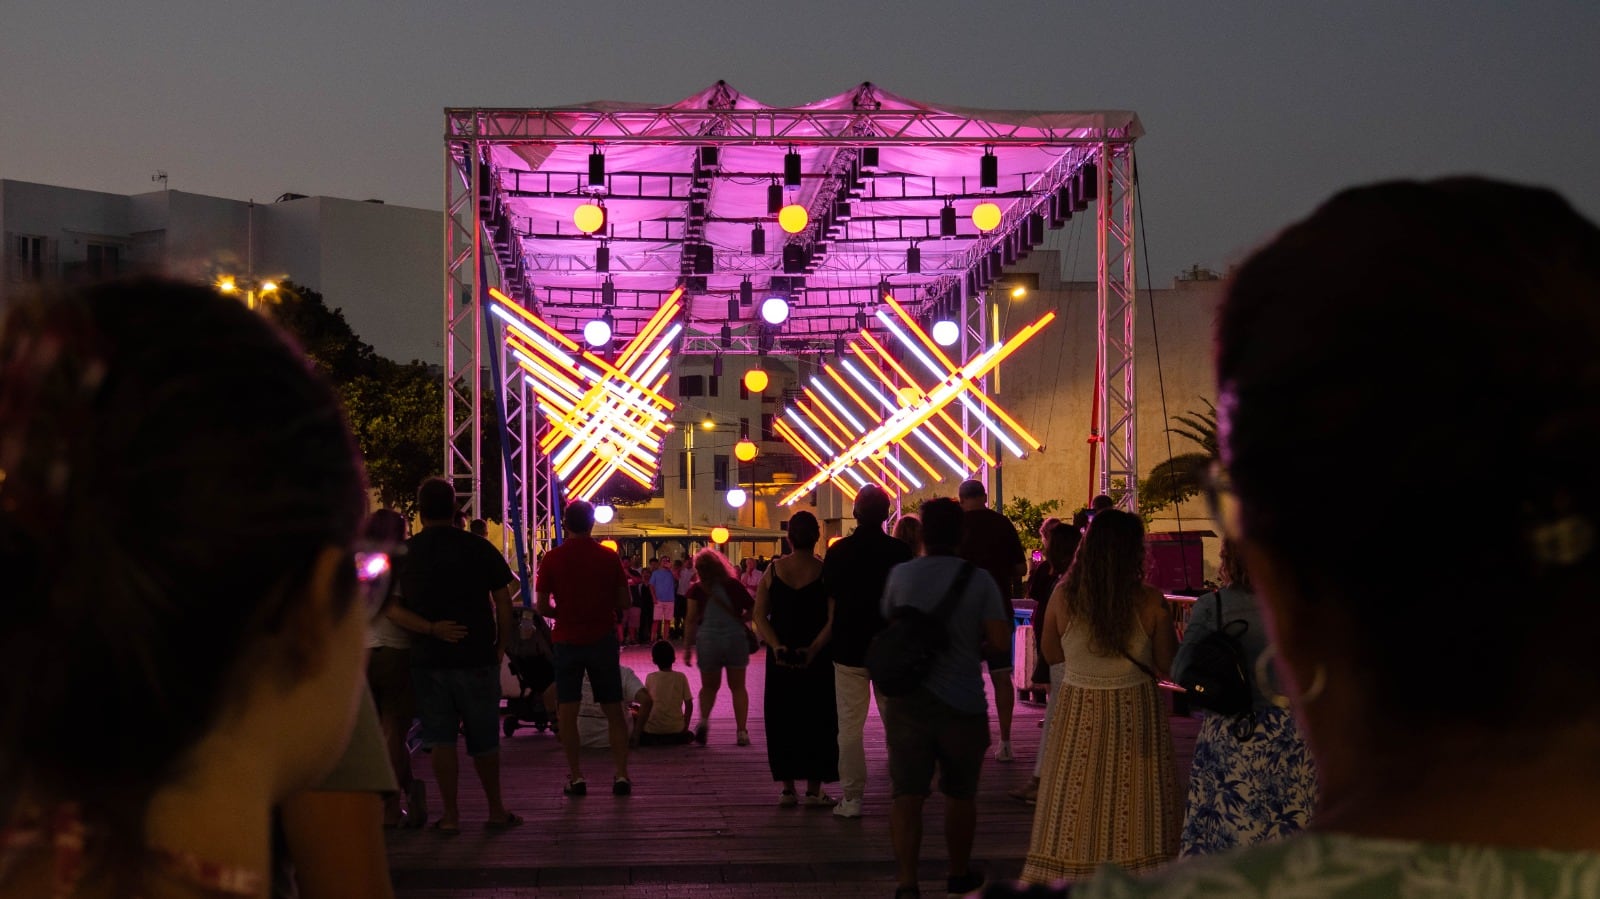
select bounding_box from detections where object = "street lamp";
[216,274,279,311]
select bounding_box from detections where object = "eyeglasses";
[353,542,405,622]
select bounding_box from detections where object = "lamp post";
[984,283,1025,509]
[215,199,283,312]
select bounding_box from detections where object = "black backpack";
[1175,590,1257,739]
[866,562,975,698]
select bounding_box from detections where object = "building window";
[10,234,50,281]
[740,379,749,400]
[708,375,719,397]
[678,451,691,489]
[761,413,777,441]
[740,416,750,438]
[678,374,705,397]
[86,243,121,278]
[713,455,729,491]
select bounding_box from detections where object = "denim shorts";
[881,688,991,800]
[553,635,623,705]
[694,629,751,673]
[412,665,501,757]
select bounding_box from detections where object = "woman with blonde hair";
[682,547,755,746]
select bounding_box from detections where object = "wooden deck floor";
[387,642,1198,897]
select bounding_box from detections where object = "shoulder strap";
[1213,589,1225,623]
[930,562,976,621]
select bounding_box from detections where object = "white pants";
[1033,662,1066,779]
[834,662,883,801]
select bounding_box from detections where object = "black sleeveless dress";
[761,571,840,783]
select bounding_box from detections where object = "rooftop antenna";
[152,171,168,190]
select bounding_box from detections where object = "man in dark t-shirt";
[957,478,1024,764]
[399,477,518,832]
[821,484,914,819]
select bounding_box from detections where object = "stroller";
[501,608,556,736]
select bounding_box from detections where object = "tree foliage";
[1003,496,1068,555]
[266,283,443,516]
[1138,397,1218,516]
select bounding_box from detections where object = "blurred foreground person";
[983,180,1600,896]
[0,278,374,898]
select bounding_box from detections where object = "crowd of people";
[5,175,1599,899]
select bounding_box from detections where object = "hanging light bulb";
[779,203,808,234]
[583,317,613,347]
[931,319,960,347]
[574,201,606,234]
[743,369,769,393]
[726,488,748,508]
[971,201,1002,232]
[734,439,759,462]
[711,526,731,545]
[593,504,615,524]
[760,297,790,326]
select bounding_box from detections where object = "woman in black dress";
[751,511,840,807]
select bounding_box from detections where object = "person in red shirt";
[536,500,636,797]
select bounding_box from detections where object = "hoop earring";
[1255,644,1326,709]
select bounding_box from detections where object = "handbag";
[710,585,761,653]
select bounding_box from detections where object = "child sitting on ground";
[640,640,695,745]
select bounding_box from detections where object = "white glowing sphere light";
[583,318,613,347]
[726,488,748,508]
[593,504,615,524]
[931,319,960,347]
[760,296,790,325]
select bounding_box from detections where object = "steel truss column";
[1095,142,1138,509]
[960,275,987,491]
[444,134,481,516]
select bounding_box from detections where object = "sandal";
[563,777,587,797]
[736,730,751,746]
[429,819,460,835]
[484,812,523,831]
[778,790,798,808]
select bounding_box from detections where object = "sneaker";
[803,790,838,808]
[736,730,751,746]
[778,790,798,807]
[946,869,985,897]
[995,743,1014,762]
[613,776,632,796]
[692,722,708,746]
[832,797,863,819]
[562,777,587,797]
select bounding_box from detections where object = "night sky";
[3,0,1596,282]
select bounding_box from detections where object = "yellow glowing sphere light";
[971,201,1002,233]
[734,439,759,462]
[743,368,769,393]
[778,203,809,234]
[710,526,731,545]
[574,202,607,234]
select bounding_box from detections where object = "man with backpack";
[878,498,1012,899]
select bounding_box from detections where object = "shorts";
[553,636,624,705]
[694,630,751,673]
[983,639,1015,674]
[881,687,990,800]
[654,602,674,625]
[366,646,414,721]
[412,665,501,757]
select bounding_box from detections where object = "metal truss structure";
[443,83,1141,562]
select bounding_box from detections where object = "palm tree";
[1138,398,1217,515]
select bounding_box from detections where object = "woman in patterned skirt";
[1174,538,1317,856]
[1020,509,1181,884]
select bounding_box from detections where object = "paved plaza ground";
[388,641,1199,898]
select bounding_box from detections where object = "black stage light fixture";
[688,199,706,221]
[601,277,615,306]
[878,277,892,301]
[834,199,851,221]
[980,145,998,190]
[694,243,714,274]
[687,275,708,293]
[856,309,868,330]
[596,243,610,273]
[768,182,784,215]
[712,353,724,377]
[1027,212,1045,246]
[940,202,957,237]
[1002,238,1017,267]
[860,147,879,170]
[835,335,847,357]
[751,224,765,256]
[784,146,802,187]
[988,249,1003,281]
[726,298,739,322]
[699,146,720,168]
[720,323,733,348]
[740,278,754,307]
[588,145,605,189]
[782,244,806,274]
[1078,162,1098,202]
[906,244,921,274]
